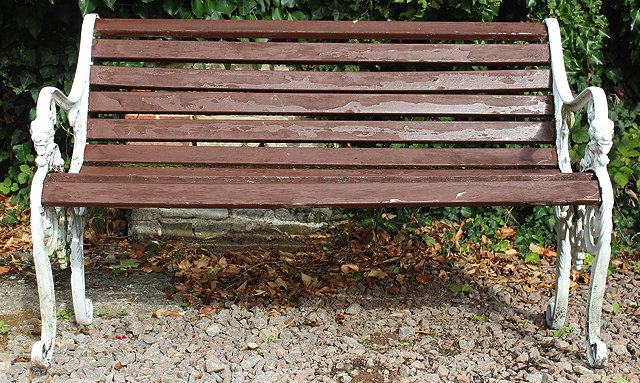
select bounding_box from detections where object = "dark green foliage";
[0,0,638,256]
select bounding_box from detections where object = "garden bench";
[29,14,614,368]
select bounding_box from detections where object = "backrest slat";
[94,19,548,41]
[89,92,553,116]
[87,119,555,143]
[90,66,552,92]
[92,40,550,65]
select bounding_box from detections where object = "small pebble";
[345,303,362,315]
[206,324,221,337]
[398,326,416,339]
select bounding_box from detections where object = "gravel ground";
[1,242,639,383]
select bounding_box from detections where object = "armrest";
[30,14,97,174]
[545,18,614,180]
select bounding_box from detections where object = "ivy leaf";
[12,143,32,163]
[103,0,116,9]
[614,172,629,188]
[449,283,472,293]
[571,125,589,144]
[78,0,97,15]
[271,7,284,20]
[279,0,296,8]
[192,0,205,18]
[286,11,306,20]
[17,172,28,184]
[612,302,621,315]
[524,252,541,264]
[238,0,257,16]
[212,0,237,16]
[422,234,436,246]
[631,8,640,31]
[163,0,181,17]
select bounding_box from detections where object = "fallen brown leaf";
[497,226,516,239]
[340,264,359,274]
[415,275,434,285]
[152,308,181,318]
[199,306,219,314]
[529,243,545,254]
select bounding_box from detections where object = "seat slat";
[83,145,558,168]
[91,40,550,65]
[90,66,551,93]
[89,92,553,116]
[52,170,595,184]
[78,166,573,178]
[87,119,555,143]
[42,180,600,209]
[94,19,548,41]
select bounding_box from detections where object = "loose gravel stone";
[573,365,592,375]
[206,323,221,337]
[205,355,226,373]
[526,373,544,383]
[459,338,475,350]
[345,303,362,315]
[398,326,416,339]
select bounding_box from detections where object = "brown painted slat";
[89,92,553,116]
[79,166,572,178]
[83,145,558,168]
[94,19,548,41]
[91,40,550,65]
[50,170,595,184]
[87,119,555,143]
[90,66,552,92]
[42,180,600,209]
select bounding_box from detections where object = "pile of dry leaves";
[2,198,633,307]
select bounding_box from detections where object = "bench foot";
[586,337,608,368]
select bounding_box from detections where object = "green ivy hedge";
[1,0,638,254]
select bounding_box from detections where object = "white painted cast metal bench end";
[29,14,97,369]
[545,17,614,369]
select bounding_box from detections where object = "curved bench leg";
[70,207,93,325]
[30,192,57,368]
[546,206,573,329]
[583,205,612,368]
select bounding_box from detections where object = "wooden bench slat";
[52,170,595,184]
[89,92,553,116]
[42,179,600,209]
[94,19,548,41]
[79,166,573,178]
[91,40,550,65]
[87,119,555,143]
[83,145,558,168]
[90,66,552,93]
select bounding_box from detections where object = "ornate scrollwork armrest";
[30,87,72,173]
